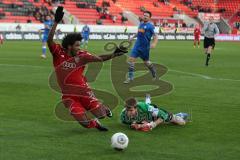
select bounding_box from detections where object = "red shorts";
[194,36,200,40]
[62,90,101,114]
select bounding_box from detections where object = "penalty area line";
[169,69,240,82]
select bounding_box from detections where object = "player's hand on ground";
[141,121,150,127]
[142,121,157,129]
[138,125,152,132]
[130,123,142,130]
[55,6,64,23]
[130,122,152,132]
[113,46,128,57]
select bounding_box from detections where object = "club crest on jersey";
[62,61,76,70]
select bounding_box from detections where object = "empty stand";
[0,0,240,30]
[113,0,174,18]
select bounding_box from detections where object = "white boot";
[170,115,186,125]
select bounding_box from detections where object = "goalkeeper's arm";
[130,118,163,131]
[147,117,163,129]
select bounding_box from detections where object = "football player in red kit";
[194,25,201,48]
[47,7,127,131]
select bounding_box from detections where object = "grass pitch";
[0,40,240,160]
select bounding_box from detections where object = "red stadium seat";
[0,0,239,28]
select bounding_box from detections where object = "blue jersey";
[134,22,155,50]
[42,20,53,42]
[43,20,53,36]
[82,25,90,41]
[130,22,155,61]
[82,25,90,36]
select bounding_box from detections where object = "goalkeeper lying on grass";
[120,97,188,131]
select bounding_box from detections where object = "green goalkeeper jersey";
[120,101,171,125]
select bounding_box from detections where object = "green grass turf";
[0,40,240,160]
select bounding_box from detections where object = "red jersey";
[194,28,201,37]
[49,43,95,97]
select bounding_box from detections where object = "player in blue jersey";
[81,24,90,49]
[39,15,53,59]
[124,11,158,84]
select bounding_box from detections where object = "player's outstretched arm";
[47,6,64,48]
[98,46,128,61]
[214,25,220,36]
[150,34,158,49]
[130,118,163,132]
[97,54,115,62]
[87,52,122,63]
[147,118,163,129]
[47,22,58,47]
[84,46,128,63]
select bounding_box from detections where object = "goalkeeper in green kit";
[120,96,188,131]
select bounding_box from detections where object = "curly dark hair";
[62,33,82,49]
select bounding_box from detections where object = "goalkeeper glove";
[55,6,64,23]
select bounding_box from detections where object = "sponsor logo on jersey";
[138,29,145,33]
[62,61,76,70]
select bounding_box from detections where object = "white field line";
[1,63,240,82]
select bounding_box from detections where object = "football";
[111,132,129,151]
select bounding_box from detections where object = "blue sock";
[146,63,156,78]
[42,46,46,55]
[128,62,134,80]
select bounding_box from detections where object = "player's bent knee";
[144,61,151,66]
[128,57,136,63]
[128,61,134,66]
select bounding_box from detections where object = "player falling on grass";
[39,15,53,59]
[120,97,188,132]
[193,24,201,48]
[124,11,158,84]
[47,7,128,131]
[203,16,219,66]
[81,24,90,49]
